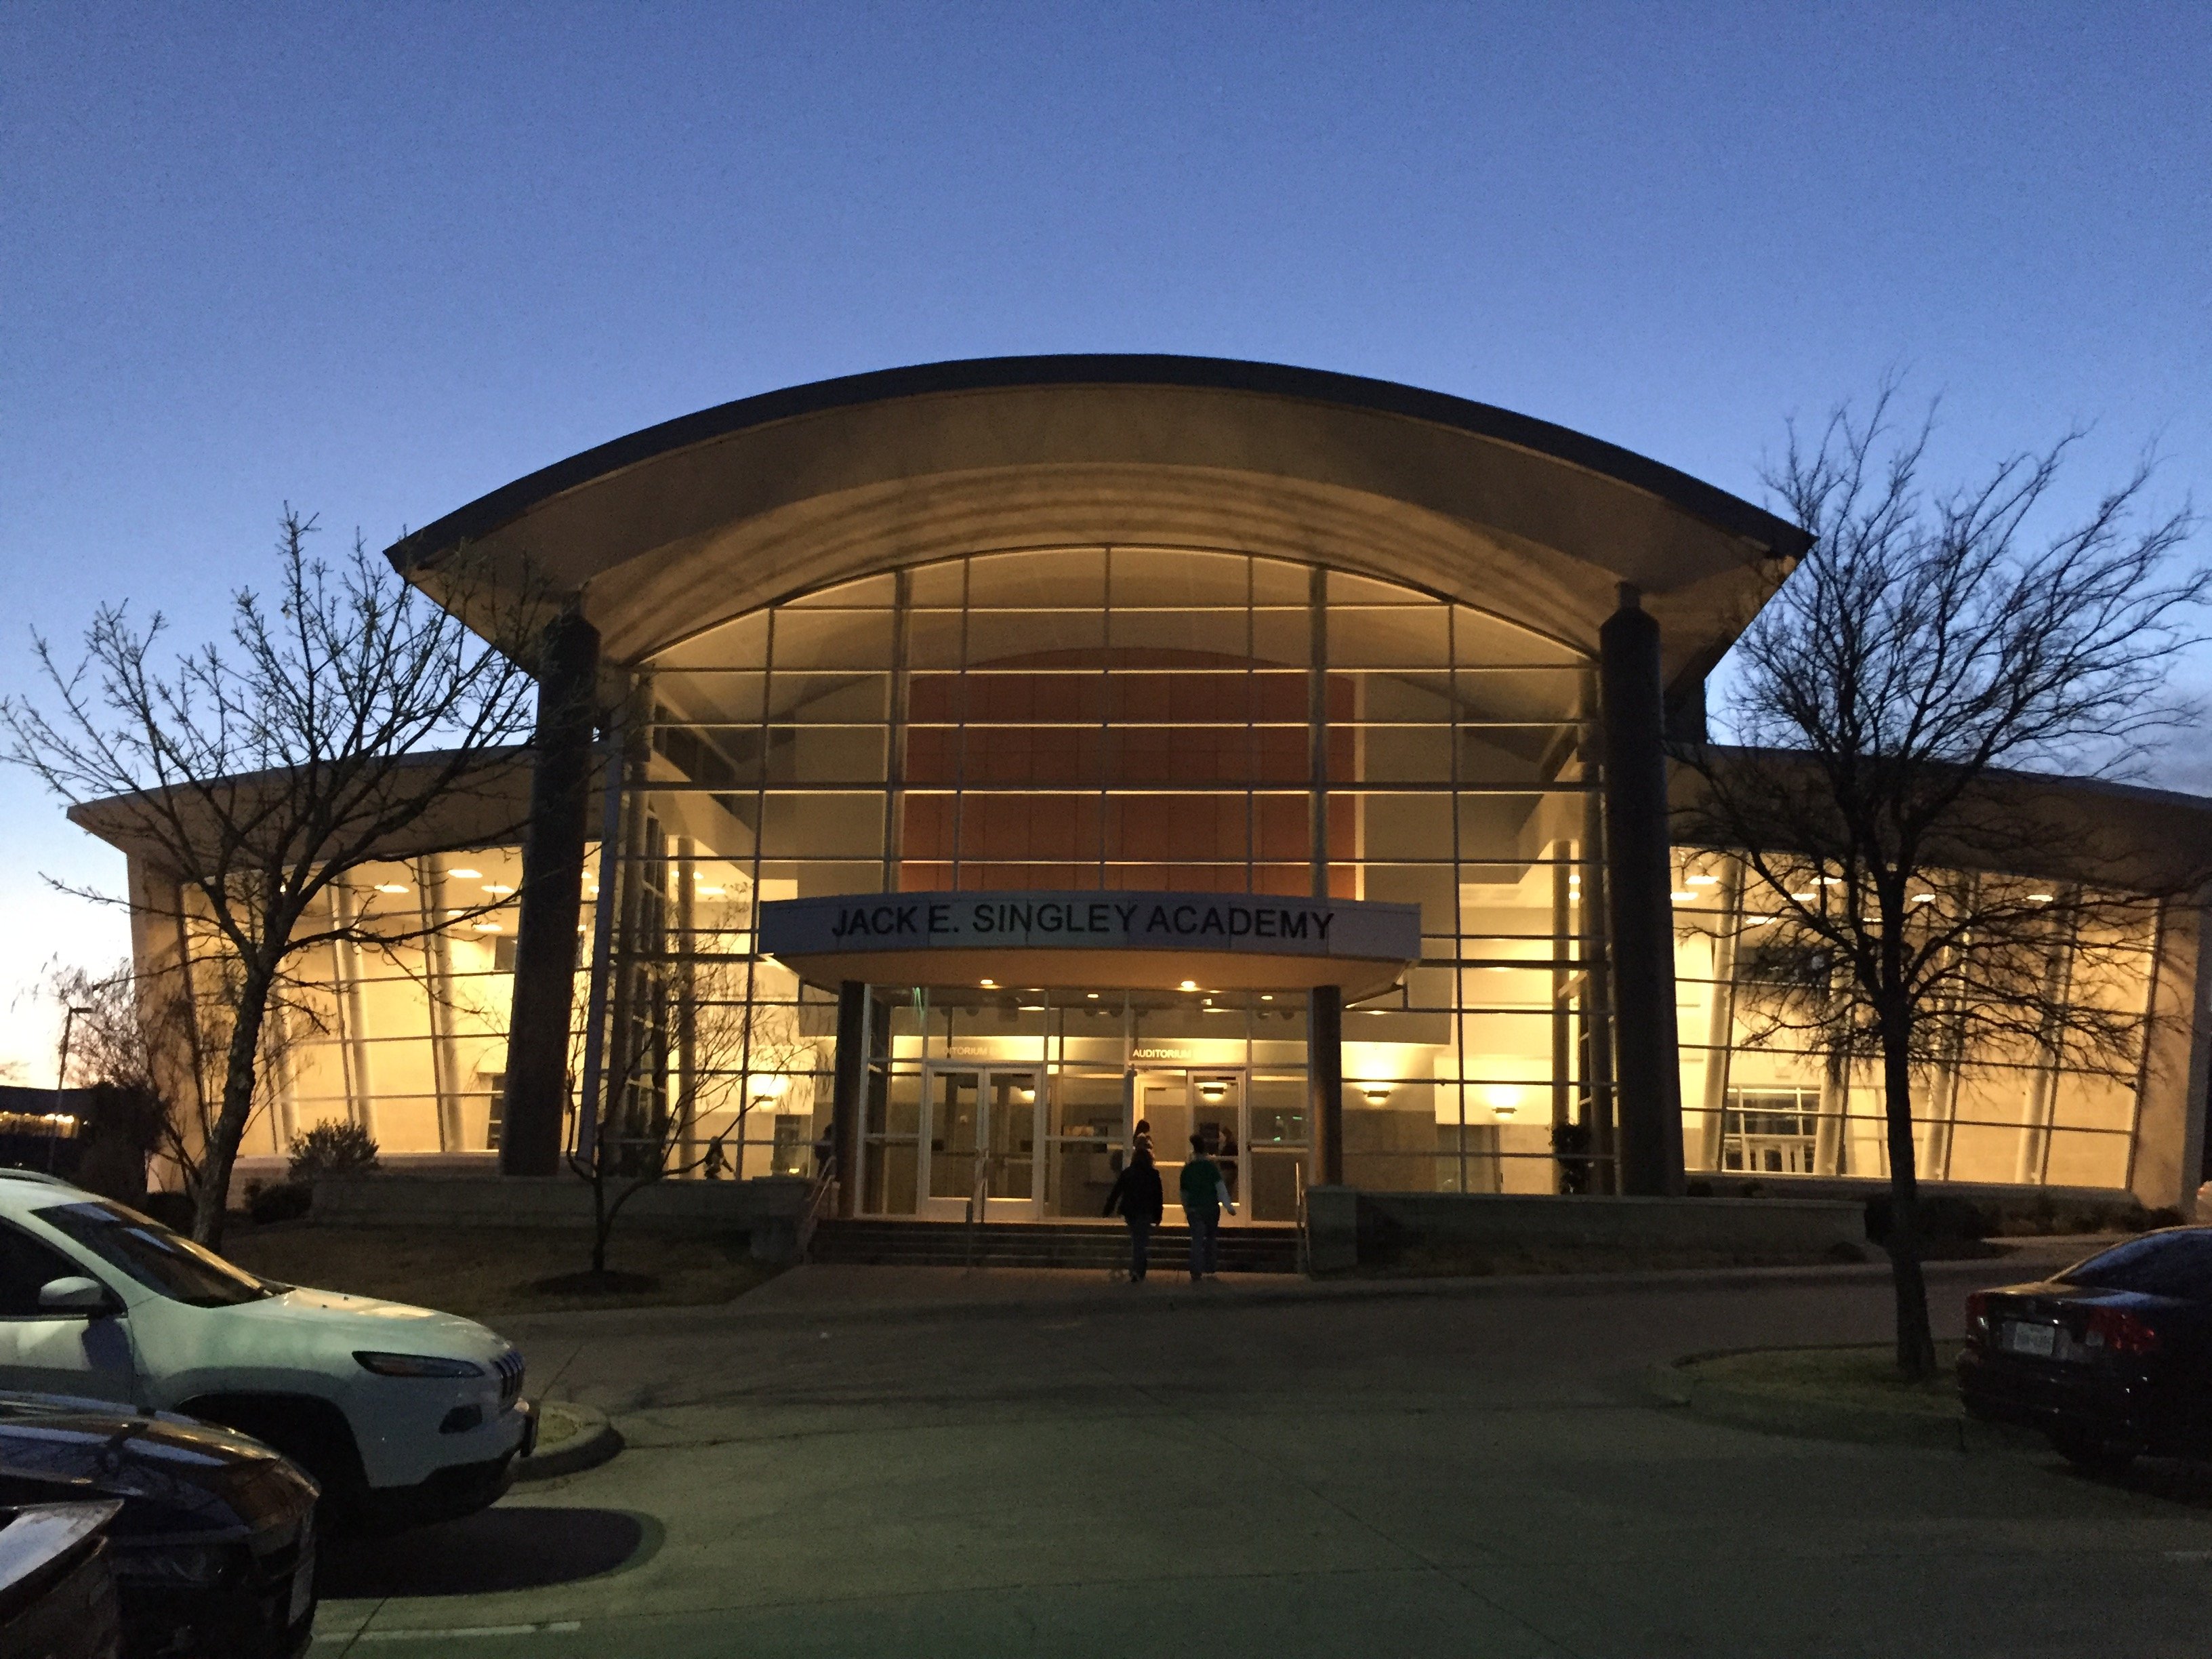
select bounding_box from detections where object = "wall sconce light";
[1361,1084,1391,1105]
[1198,1080,1229,1103]
[1483,1084,1524,1118]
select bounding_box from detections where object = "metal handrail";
[798,1168,838,1263]
[964,1154,992,1269]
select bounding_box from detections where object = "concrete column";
[833,981,868,1217]
[1309,985,1344,1187]
[499,607,600,1178]
[1598,585,1685,1197]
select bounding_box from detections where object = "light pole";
[53,1005,92,1174]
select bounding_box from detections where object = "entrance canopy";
[760,889,1421,1000]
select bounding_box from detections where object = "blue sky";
[2,2,2206,1077]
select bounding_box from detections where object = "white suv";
[0,1172,533,1531]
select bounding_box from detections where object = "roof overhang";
[386,355,1810,697]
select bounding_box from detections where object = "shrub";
[1865,1191,1989,1246]
[287,1121,380,1183]
[245,1179,313,1225]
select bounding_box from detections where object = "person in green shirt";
[1178,1132,1235,1280]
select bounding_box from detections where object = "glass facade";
[617,546,1605,1203]
[1671,857,2161,1189]
[177,546,2165,1202]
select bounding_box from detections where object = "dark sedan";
[0,1393,318,1658]
[1959,1226,2212,1469]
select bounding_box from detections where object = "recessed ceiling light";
[1086,992,1099,999]
[474,922,503,933]
[483,883,515,895]
[1687,875,1719,886]
[449,867,483,880]
[1670,890,1696,903]
[1179,979,1197,991]
[373,882,409,894]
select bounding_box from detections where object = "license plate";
[290,1534,316,1624]
[2004,1320,2058,1358]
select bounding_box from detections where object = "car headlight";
[354,1351,485,1378]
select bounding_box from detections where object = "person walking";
[1102,1145,1164,1282]
[1179,1132,1235,1281]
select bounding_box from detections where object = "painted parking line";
[346,1622,584,1642]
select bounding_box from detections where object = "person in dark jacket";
[1102,1145,1164,1281]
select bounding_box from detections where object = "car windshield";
[32,1201,271,1309]
[2058,1231,2212,1299]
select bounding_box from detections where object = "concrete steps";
[809,1217,1301,1274]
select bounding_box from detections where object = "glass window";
[34,1202,271,1309]
[0,1223,92,1316]
[2062,1231,2212,1299]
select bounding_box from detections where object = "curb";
[515,1401,624,1481]
[1648,1349,2040,1454]
[491,1244,2093,1340]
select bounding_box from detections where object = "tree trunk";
[1880,1008,1938,1379]
[591,1158,611,1275]
[193,960,274,1250]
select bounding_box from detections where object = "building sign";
[759,889,1420,965]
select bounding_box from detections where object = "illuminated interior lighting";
[1259,994,1273,1002]
[1747,915,1777,926]
[1789,890,1816,901]
[1179,979,1197,991]
[483,883,515,895]
[474,922,503,933]
[698,885,726,897]
[448,868,483,880]
[979,979,996,987]
[1687,875,1719,886]
[1817,877,1843,886]
[1912,893,1938,904]
[1199,1080,1229,1102]
[1670,890,1697,903]
[1361,1084,1391,1105]
[373,882,409,894]
[2029,893,2055,903]
[1483,1084,1524,1118]
[1086,992,1100,999]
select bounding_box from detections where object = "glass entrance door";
[1138,1069,1254,1228]
[919,1066,1042,1221]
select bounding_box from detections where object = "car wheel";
[176,1393,370,1528]
[2050,1426,2138,1473]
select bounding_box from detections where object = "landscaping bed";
[218,1223,780,1320]
[1652,1341,2042,1450]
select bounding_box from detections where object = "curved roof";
[384,353,1811,687]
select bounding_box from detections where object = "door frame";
[916,1061,1046,1221]
[1134,1066,1256,1228]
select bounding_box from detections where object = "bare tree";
[1675,387,2203,1378]
[37,958,201,1193]
[2,513,544,1245]
[567,955,819,1281]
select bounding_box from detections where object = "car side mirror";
[37,1277,116,1316]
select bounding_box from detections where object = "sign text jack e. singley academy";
[758,890,1422,965]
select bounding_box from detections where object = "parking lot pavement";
[314,1254,2212,1658]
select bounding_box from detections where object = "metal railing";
[797,1168,838,1263]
